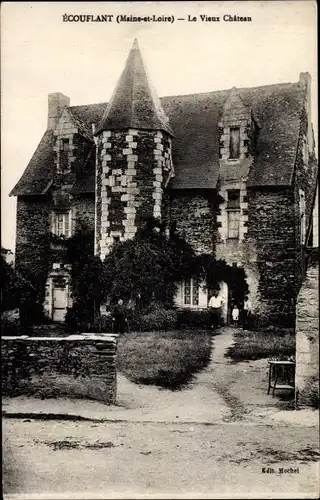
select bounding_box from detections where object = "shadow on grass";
[226,329,295,362]
[117,329,214,391]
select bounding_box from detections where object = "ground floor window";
[183,277,199,306]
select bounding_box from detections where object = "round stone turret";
[95,40,174,258]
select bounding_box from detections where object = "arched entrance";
[226,265,249,325]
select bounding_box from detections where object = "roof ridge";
[68,81,300,111]
[160,81,299,101]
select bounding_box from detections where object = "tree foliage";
[100,218,199,308]
[65,224,103,329]
[65,217,249,330]
[1,248,34,312]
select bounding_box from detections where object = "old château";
[11,39,318,326]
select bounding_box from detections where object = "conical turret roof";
[96,39,173,135]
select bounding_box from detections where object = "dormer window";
[229,127,240,159]
[59,138,70,172]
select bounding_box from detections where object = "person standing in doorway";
[243,296,252,329]
[112,299,127,334]
[208,292,224,329]
[232,305,240,328]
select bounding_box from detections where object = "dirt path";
[116,326,283,424]
[114,330,232,423]
[3,327,310,426]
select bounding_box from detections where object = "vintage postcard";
[1,1,319,499]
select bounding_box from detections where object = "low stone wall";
[1,334,118,404]
[295,259,319,407]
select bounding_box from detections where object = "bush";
[176,309,212,329]
[1,309,21,336]
[129,306,178,332]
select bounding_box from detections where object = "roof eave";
[94,124,174,137]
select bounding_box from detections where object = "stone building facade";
[11,40,318,327]
[295,253,319,407]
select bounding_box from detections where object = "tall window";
[229,127,240,159]
[60,138,70,172]
[53,211,71,237]
[227,190,240,239]
[183,278,199,306]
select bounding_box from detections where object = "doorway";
[52,276,68,322]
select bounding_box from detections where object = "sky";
[1,1,317,253]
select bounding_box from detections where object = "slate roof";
[96,39,173,136]
[11,79,307,196]
[162,82,305,189]
[10,130,56,196]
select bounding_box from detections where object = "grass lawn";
[227,329,295,362]
[117,329,213,390]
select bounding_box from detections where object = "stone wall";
[1,334,118,404]
[246,188,298,327]
[72,194,95,232]
[169,191,216,254]
[312,186,318,247]
[95,129,174,258]
[295,258,319,407]
[293,107,318,288]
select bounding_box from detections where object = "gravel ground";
[3,419,319,498]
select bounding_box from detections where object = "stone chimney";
[47,92,70,130]
[299,72,313,154]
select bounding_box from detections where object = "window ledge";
[179,305,207,310]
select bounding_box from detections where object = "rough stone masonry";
[295,255,319,407]
[1,334,118,404]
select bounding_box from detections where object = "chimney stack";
[299,72,313,154]
[47,92,70,130]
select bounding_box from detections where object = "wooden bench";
[267,360,295,397]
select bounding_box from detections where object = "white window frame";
[183,277,200,307]
[229,126,241,160]
[52,210,72,238]
[227,209,240,240]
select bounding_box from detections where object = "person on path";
[242,296,252,329]
[112,299,127,334]
[208,292,224,329]
[232,305,240,327]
